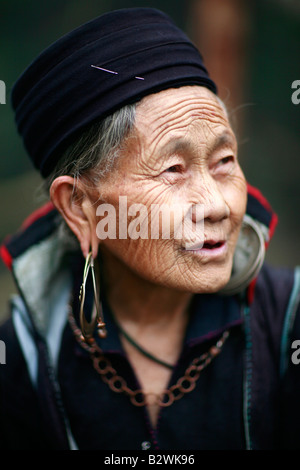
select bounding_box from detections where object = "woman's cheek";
[221,169,247,222]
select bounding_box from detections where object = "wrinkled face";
[96,86,247,293]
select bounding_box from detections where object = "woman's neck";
[99,247,193,428]
[99,247,193,330]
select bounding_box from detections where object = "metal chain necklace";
[68,304,230,408]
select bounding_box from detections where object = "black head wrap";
[12,8,217,177]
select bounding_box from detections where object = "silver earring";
[79,251,107,343]
[220,214,266,295]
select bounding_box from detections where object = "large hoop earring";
[79,251,107,343]
[219,214,266,296]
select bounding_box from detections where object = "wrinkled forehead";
[134,85,232,148]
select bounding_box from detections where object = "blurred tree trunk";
[188,0,251,137]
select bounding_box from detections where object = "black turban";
[12,8,217,178]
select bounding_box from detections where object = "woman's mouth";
[184,239,227,259]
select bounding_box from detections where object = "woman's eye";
[165,164,182,173]
[214,156,235,172]
[219,156,234,165]
[212,155,235,176]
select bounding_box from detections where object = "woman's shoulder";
[254,262,299,313]
[250,263,300,373]
[251,262,300,332]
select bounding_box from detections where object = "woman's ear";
[50,176,99,259]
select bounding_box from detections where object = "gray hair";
[44,102,137,193]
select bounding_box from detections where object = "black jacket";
[0,186,300,450]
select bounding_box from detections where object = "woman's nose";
[191,178,230,224]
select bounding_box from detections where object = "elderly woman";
[0,8,299,451]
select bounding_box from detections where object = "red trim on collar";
[246,184,278,303]
[0,201,56,270]
[247,183,272,212]
[0,244,13,270]
[247,182,278,247]
[267,212,278,247]
[21,201,55,230]
[247,278,258,305]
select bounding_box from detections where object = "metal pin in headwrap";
[91,65,144,80]
[91,65,118,75]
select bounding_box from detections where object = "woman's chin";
[180,264,233,294]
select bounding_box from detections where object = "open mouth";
[202,240,224,249]
[184,239,227,257]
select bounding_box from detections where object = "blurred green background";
[0,0,299,322]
